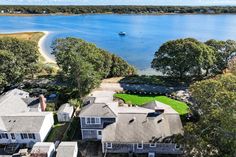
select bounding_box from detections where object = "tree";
[0,50,18,89]
[52,37,136,97]
[0,38,39,90]
[151,38,216,79]
[181,74,236,157]
[205,39,236,74]
[229,60,236,75]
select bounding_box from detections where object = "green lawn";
[45,113,69,142]
[114,94,189,115]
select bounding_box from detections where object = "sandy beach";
[38,31,56,63]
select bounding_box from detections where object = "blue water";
[1,14,236,73]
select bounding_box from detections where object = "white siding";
[39,113,54,141]
[0,132,40,144]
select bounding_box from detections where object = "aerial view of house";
[0,89,54,145]
[79,91,183,156]
[0,0,235,157]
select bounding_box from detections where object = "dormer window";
[149,143,156,147]
[106,143,112,149]
[137,143,143,149]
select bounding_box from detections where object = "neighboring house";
[0,89,54,145]
[57,103,74,122]
[30,142,55,157]
[0,112,54,144]
[56,142,78,157]
[79,92,183,156]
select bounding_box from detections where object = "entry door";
[97,130,102,140]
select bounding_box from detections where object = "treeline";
[52,37,136,97]
[1,5,236,14]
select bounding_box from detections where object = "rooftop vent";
[129,117,136,124]
[157,117,164,124]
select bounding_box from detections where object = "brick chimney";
[39,95,47,111]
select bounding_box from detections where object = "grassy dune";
[0,32,44,43]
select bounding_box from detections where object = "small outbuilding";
[30,142,55,157]
[56,142,78,157]
[57,103,74,122]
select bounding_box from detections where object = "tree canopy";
[181,73,236,157]
[205,39,236,73]
[152,38,236,80]
[151,38,216,79]
[52,37,136,97]
[0,37,39,90]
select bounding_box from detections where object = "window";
[175,144,181,149]
[97,130,102,136]
[23,133,28,139]
[20,133,24,139]
[95,118,101,124]
[137,143,143,149]
[86,118,91,124]
[149,143,156,147]
[1,133,8,139]
[32,134,35,139]
[28,133,35,139]
[106,143,112,149]
[91,118,95,124]
[86,117,101,124]
[11,133,15,140]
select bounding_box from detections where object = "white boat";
[119,32,126,36]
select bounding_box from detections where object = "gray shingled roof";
[0,112,51,133]
[56,142,77,157]
[102,112,183,143]
[0,89,30,116]
[79,103,116,118]
[143,101,178,114]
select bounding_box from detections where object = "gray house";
[79,103,117,140]
[79,95,183,156]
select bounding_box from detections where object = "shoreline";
[38,31,56,64]
[1,12,236,17]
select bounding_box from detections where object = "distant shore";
[1,12,236,17]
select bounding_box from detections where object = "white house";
[0,89,54,145]
[30,142,55,157]
[57,103,74,122]
[56,142,78,157]
[0,112,54,144]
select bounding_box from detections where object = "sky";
[1,0,236,6]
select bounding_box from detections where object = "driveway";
[97,82,186,94]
